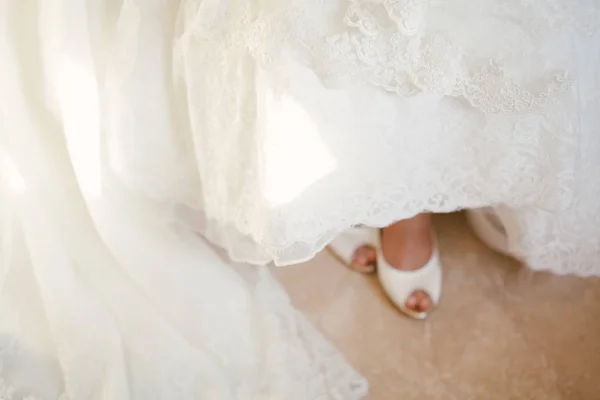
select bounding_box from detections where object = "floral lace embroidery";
[182,0,598,114]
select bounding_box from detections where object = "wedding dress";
[2,0,600,398]
[0,1,367,399]
[171,0,600,274]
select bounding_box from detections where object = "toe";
[351,246,377,271]
[405,293,418,309]
[405,290,433,314]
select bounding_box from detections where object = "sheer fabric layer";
[0,0,367,399]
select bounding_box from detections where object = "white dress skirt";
[1,0,599,398]
[0,1,367,399]
[164,0,600,274]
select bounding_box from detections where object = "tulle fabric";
[166,0,600,273]
[0,1,367,399]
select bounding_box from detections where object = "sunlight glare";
[0,153,27,194]
[262,93,337,207]
[55,57,102,198]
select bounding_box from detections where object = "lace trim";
[183,0,598,114]
[0,340,65,400]
[323,0,587,113]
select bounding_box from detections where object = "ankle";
[382,237,433,271]
[381,218,433,271]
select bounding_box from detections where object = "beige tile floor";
[274,213,600,400]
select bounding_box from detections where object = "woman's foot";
[351,213,434,314]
